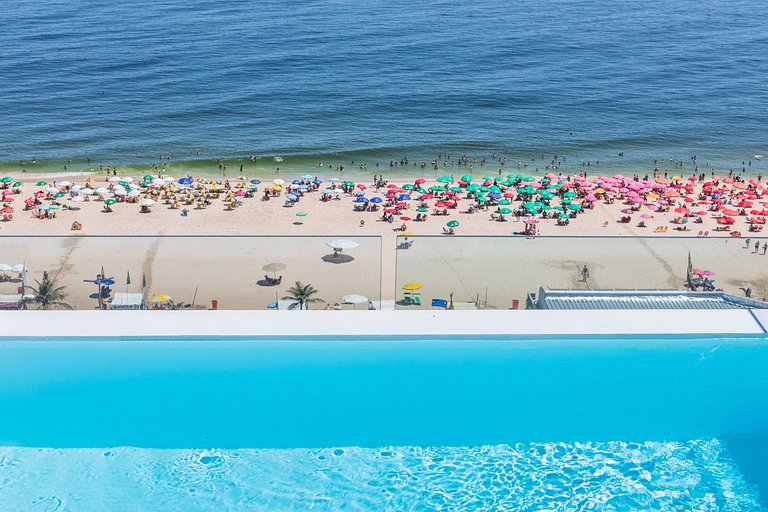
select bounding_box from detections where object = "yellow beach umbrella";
[402,282,423,291]
[399,232,415,237]
[150,294,171,303]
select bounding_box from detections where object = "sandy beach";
[1,171,766,309]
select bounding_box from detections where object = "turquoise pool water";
[1,336,766,510]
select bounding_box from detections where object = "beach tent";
[109,292,144,310]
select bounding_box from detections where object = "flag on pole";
[126,270,131,286]
[101,265,105,279]
[142,272,147,289]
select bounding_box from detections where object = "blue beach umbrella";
[301,174,313,180]
[286,193,298,201]
[398,194,412,201]
[323,188,334,194]
[312,179,322,185]
[353,190,366,196]
[355,197,369,203]
[329,178,340,183]
[178,177,192,185]
[369,197,383,203]
[291,179,302,185]
[250,179,261,185]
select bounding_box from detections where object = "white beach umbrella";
[342,294,368,304]
[123,176,134,182]
[80,188,94,195]
[163,176,174,183]
[59,180,72,187]
[46,187,59,193]
[0,264,12,272]
[108,176,123,182]
[113,189,127,196]
[94,187,109,195]
[152,178,166,186]
[70,185,82,192]
[327,239,359,250]
[11,264,25,273]
[71,196,85,203]
[140,199,156,206]
[273,179,285,186]
[127,190,141,198]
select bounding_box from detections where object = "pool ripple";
[0,439,762,511]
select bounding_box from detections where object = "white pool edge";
[0,310,765,337]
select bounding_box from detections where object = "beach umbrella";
[369,197,383,203]
[437,176,453,183]
[0,177,11,184]
[1,207,13,214]
[402,282,423,291]
[12,182,22,188]
[104,198,116,205]
[568,203,582,211]
[143,174,154,181]
[46,187,59,194]
[399,216,411,221]
[327,239,359,250]
[398,194,412,201]
[53,192,65,198]
[273,179,285,186]
[35,181,47,186]
[296,211,308,217]
[329,178,340,183]
[640,213,654,219]
[416,207,428,212]
[342,294,368,309]
[558,213,570,219]
[250,179,262,185]
[127,190,140,198]
[498,208,513,214]
[498,199,511,205]
[71,196,85,203]
[446,220,459,227]
[150,294,171,303]
[355,197,369,203]
[140,199,155,206]
[286,193,298,201]
[178,177,192,185]
[402,184,415,191]
[461,174,473,182]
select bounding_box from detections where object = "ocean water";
[1,336,767,510]
[1,0,767,178]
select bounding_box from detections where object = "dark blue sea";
[1,0,767,176]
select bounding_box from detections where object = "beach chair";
[413,295,422,306]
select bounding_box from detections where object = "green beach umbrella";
[500,180,513,187]
[553,205,564,211]
[461,174,473,182]
[446,220,459,227]
[12,182,22,188]
[562,199,572,205]
[481,176,492,181]
[344,181,355,187]
[402,184,415,190]
[141,181,151,187]
[0,177,11,183]
[296,211,308,217]
[466,184,480,192]
[558,213,570,218]
[104,198,116,205]
[449,186,462,193]
[568,203,582,211]
[143,175,153,181]
[498,199,511,205]
[523,176,535,182]
[563,191,576,198]
[437,176,453,184]
[48,204,60,210]
[119,180,130,187]
[429,186,446,192]
[539,191,554,200]
[476,196,490,203]
[498,208,513,214]
[53,192,65,198]
[489,185,501,193]
[479,186,490,192]
[36,181,47,186]
[415,187,428,194]
[416,207,428,213]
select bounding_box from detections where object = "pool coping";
[0,309,765,337]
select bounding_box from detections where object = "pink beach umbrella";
[640,213,654,219]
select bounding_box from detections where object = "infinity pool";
[1,336,766,510]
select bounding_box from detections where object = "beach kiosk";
[109,292,145,310]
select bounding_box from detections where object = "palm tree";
[166,300,186,310]
[282,281,323,310]
[23,276,72,310]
